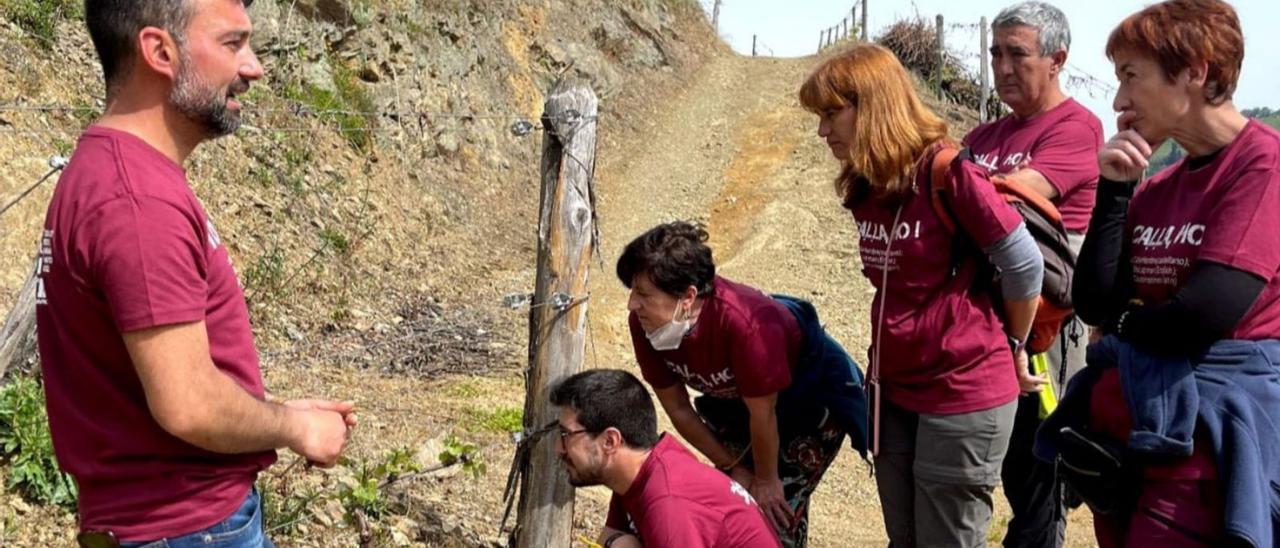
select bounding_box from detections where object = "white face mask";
[645,299,692,351]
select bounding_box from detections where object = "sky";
[697,0,1280,135]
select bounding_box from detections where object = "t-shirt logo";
[730,479,757,507]
[664,359,736,397]
[206,218,222,249]
[973,151,1033,173]
[1132,223,1205,249]
[857,220,921,244]
[35,229,53,306]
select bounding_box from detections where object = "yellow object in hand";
[577,534,604,548]
[1031,352,1058,419]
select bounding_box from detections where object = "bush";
[338,447,422,520]
[0,374,77,508]
[0,0,82,47]
[876,18,1004,117]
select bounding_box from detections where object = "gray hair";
[992,1,1071,55]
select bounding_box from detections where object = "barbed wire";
[1064,62,1118,101]
[0,105,601,144]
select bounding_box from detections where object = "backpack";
[926,146,1077,355]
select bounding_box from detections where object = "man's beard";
[564,451,605,487]
[170,49,247,138]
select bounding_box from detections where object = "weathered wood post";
[513,79,598,548]
[0,259,39,378]
[861,0,868,41]
[752,34,757,56]
[935,14,946,93]
[712,0,722,33]
[851,6,857,39]
[818,30,824,52]
[980,16,990,121]
[842,17,848,40]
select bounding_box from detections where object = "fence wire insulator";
[48,155,69,169]
[559,109,582,125]
[510,119,535,137]
[546,291,573,311]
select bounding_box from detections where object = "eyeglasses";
[558,427,592,442]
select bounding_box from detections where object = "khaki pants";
[874,399,1017,548]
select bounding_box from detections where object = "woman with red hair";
[1047,0,1280,545]
[800,44,1045,545]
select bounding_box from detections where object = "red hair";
[799,44,950,205]
[1106,0,1243,105]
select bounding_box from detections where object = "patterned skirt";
[695,395,846,548]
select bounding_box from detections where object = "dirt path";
[590,50,1096,547]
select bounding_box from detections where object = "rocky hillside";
[1,0,721,340]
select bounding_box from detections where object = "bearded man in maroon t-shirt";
[35,1,354,545]
[961,2,1104,547]
[551,370,780,548]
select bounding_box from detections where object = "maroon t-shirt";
[963,98,1103,233]
[629,276,800,399]
[35,126,275,540]
[605,435,780,547]
[852,146,1023,415]
[1090,119,1280,478]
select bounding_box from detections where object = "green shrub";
[1,0,81,47]
[338,447,421,520]
[470,406,523,434]
[439,435,485,479]
[0,375,77,508]
[283,56,377,151]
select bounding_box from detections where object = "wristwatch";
[1007,333,1027,355]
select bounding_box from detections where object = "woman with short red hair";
[1043,0,1280,546]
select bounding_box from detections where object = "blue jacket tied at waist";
[773,295,869,458]
[1035,335,1280,547]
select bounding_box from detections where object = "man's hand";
[284,407,349,467]
[1099,116,1153,182]
[284,399,358,429]
[750,474,793,533]
[1015,349,1047,394]
[284,399,357,467]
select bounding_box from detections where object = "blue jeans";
[122,489,273,548]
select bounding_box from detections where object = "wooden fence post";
[851,6,857,40]
[513,79,598,548]
[935,14,945,92]
[752,34,757,56]
[980,16,990,121]
[818,30,824,52]
[861,0,868,41]
[0,259,39,379]
[842,18,848,40]
[712,0,722,33]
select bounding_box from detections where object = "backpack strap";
[928,146,961,234]
[992,175,1065,226]
[925,145,970,279]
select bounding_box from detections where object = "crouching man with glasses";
[551,369,781,548]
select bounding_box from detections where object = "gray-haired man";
[962,2,1103,547]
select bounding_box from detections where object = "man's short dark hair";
[550,369,659,450]
[616,221,716,296]
[84,0,254,95]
